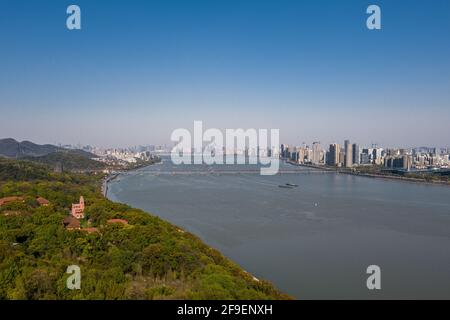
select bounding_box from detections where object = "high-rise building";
[402,155,413,170]
[385,154,413,171]
[372,148,383,165]
[327,143,340,166]
[298,147,305,164]
[291,147,299,162]
[352,143,360,165]
[339,150,345,166]
[280,144,287,158]
[312,142,322,165]
[360,150,370,164]
[344,140,353,168]
[283,145,291,159]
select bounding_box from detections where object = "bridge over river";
[146,169,335,175]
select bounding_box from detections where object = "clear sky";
[0,0,449,148]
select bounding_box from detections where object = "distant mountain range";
[0,138,95,159]
[0,138,103,172]
[0,138,62,158]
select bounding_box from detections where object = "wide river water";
[107,157,450,299]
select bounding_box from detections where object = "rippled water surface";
[108,158,450,299]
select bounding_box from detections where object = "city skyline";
[1,0,450,147]
[1,135,449,152]
[280,140,449,170]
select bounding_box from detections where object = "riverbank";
[340,170,450,186]
[102,157,162,197]
[0,157,289,300]
[101,172,120,197]
[286,160,450,186]
[101,160,289,298]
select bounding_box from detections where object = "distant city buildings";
[281,142,326,166]
[280,140,450,172]
[58,140,450,172]
[60,143,161,167]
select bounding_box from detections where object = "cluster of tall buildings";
[325,141,384,167]
[281,142,324,165]
[280,141,450,171]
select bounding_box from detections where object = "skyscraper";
[402,155,412,170]
[327,143,340,166]
[352,143,360,165]
[372,148,383,165]
[312,141,322,164]
[298,147,305,164]
[344,140,353,168]
[280,144,287,158]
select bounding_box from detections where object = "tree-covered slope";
[0,158,290,300]
[22,150,106,172]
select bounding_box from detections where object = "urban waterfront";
[107,157,450,299]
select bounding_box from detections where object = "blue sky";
[0,0,449,148]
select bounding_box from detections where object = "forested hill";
[0,158,289,300]
[22,150,106,172]
[0,138,63,158]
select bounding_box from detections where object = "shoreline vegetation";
[286,160,450,186]
[0,157,290,300]
[101,156,163,197]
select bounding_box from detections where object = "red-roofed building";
[107,218,129,225]
[36,197,50,206]
[81,227,99,234]
[63,216,81,230]
[0,196,24,207]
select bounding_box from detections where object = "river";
[107,157,450,299]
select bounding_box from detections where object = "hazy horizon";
[1,0,449,148]
[1,136,448,152]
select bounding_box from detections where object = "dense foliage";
[0,158,289,300]
[22,151,106,172]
